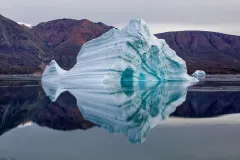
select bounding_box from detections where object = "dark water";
[0,78,240,160]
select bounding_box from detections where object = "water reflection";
[172,91,240,118]
[42,82,190,143]
[0,84,94,136]
[0,81,240,144]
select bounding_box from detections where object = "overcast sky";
[1,0,240,34]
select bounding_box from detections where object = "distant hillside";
[30,19,113,69]
[0,14,50,74]
[156,31,240,74]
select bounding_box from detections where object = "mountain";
[0,15,112,74]
[0,14,50,74]
[30,19,113,69]
[156,31,240,74]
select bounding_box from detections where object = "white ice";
[42,19,198,86]
[192,70,206,79]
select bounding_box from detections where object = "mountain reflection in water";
[0,81,240,143]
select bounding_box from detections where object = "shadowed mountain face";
[30,19,113,69]
[156,31,240,74]
[0,15,50,74]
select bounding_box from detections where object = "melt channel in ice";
[42,19,198,86]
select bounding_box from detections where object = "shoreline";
[1,74,240,81]
[0,74,41,81]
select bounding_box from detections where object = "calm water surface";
[0,76,240,160]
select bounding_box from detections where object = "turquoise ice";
[42,19,198,86]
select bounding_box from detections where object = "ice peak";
[122,18,151,41]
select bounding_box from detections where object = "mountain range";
[0,14,239,74]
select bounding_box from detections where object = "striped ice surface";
[42,19,198,86]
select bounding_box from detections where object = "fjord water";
[0,77,240,160]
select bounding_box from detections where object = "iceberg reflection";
[42,82,192,143]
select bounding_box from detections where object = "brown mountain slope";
[0,14,50,74]
[31,19,113,69]
[156,31,240,74]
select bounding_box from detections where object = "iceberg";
[192,70,206,79]
[42,60,67,84]
[42,81,191,143]
[42,19,198,86]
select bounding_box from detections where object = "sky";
[1,0,240,35]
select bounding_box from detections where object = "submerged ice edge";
[42,19,199,87]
